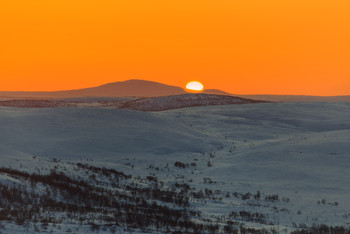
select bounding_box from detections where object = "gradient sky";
[1,0,349,95]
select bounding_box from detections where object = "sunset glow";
[1,1,349,95]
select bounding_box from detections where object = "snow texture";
[1,102,350,233]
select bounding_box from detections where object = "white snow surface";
[1,102,350,232]
[0,107,221,159]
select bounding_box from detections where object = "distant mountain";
[1,79,349,102]
[0,79,186,98]
[238,94,350,102]
[203,92,350,102]
[120,93,267,111]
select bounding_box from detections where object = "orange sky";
[1,0,349,95]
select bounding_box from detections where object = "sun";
[186,81,204,92]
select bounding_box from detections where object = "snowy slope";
[156,103,350,227]
[157,102,350,192]
[0,107,220,159]
[1,102,350,233]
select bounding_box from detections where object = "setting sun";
[0,0,349,95]
[186,81,204,92]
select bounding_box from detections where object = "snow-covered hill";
[120,93,267,111]
[0,107,220,159]
[1,102,350,233]
[0,93,267,111]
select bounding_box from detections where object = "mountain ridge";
[1,79,349,102]
[0,79,186,98]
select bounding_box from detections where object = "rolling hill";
[120,93,267,111]
[0,93,267,110]
[1,102,350,232]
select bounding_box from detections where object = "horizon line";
[0,79,348,97]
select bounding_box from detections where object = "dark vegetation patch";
[0,166,213,232]
[291,224,350,234]
[1,165,348,233]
